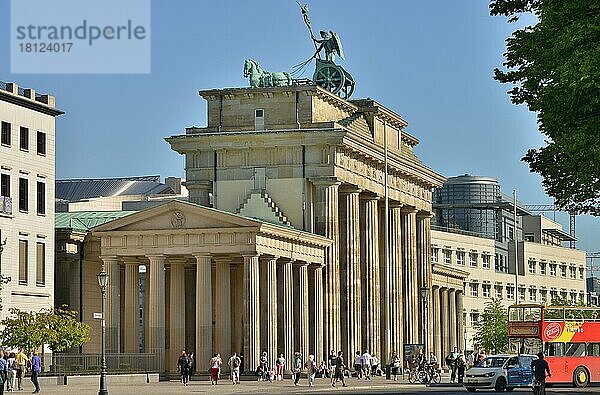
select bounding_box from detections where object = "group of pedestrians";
[352,350,380,380]
[445,347,467,383]
[0,348,41,394]
[176,351,194,386]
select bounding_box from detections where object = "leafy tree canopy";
[490,0,600,215]
[0,307,90,353]
[474,299,508,354]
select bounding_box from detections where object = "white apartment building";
[432,214,586,353]
[0,81,62,319]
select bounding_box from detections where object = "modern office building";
[0,81,63,320]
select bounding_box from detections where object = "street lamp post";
[97,270,109,395]
[420,287,430,359]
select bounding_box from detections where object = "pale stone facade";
[431,222,586,355]
[0,82,62,320]
[166,85,446,367]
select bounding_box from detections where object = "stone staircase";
[237,190,291,227]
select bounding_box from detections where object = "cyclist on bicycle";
[530,352,551,395]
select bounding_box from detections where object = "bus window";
[524,307,541,322]
[586,343,600,357]
[509,307,523,322]
[544,307,563,321]
[565,342,586,357]
[546,342,565,357]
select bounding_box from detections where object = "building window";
[36,242,45,286]
[508,227,514,240]
[456,251,465,265]
[529,287,537,301]
[561,290,567,299]
[482,284,491,298]
[560,265,567,278]
[1,174,9,197]
[495,285,503,299]
[443,249,451,264]
[470,283,479,297]
[470,312,480,326]
[36,182,45,215]
[19,239,28,284]
[507,286,514,300]
[529,260,536,274]
[18,177,28,212]
[579,268,584,280]
[550,289,558,301]
[550,264,557,276]
[482,254,491,269]
[19,127,29,151]
[431,248,439,263]
[36,131,46,156]
[540,263,547,275]
[469,253,478,267]
[570,291,577,304]
[519,287,526,301]
[540,290,547,302]
[1,122,11,146]
[569,266,576,279]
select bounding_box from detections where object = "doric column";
[101,256,121,353]
[309,265,324,361]
[214,257,232,368]
[401,207,418,344]
[417,213,433,349]
[169,259,186,371]
[260,256,278,371]
[448,288,457,351]
[440,287,449,358]
[195,253,213,371]
[123,258,139,353]
[294,262,310,360]
[432,286,442,361]
[388,204,403,360]
[278,259,294,365]
[339,185,361,360]
[456,290,465,353]
[243,254,260,371]
[313,178,341,356]
[360,193,380,357]
[147,254,166,373]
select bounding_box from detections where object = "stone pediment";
[92,200,261,233]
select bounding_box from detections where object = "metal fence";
[51,352,159,375]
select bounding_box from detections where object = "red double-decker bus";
[508,304,600,388]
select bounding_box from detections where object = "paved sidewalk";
[18,376,432,394]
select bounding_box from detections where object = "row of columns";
[101,253,323,373]
[432,285,465,361]
[314,179,432,363]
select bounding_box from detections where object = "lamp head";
[97,270,109,289]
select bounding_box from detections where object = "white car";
[463,354,537,392]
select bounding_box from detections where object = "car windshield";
[474,357,507,368]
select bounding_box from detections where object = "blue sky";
[0,0,597,263]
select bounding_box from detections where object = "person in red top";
[209,353,222,385]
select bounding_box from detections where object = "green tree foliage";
[0,307,90,352]
[474,299,508,354]
[490,1,600,215]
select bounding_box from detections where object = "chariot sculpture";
[243,3,356,99]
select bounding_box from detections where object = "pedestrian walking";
[14,348,27,391]
[187,352,195,382]
[353,351,362,379]
[390,351,401,381]
[6,352,16,392]
[304,354,317,387]
[327,350,336,384]
[227,352,241,385]
[332,351,347,387]
[177,351,190,386]
[445,347,459,383]
[361,350,372,380]
[209,353,222,385]
[275,353,285,381]
[371,354,379,376]
[292,351,302,386]
[30,352,41,394]
[457,352,466,384]
[0,350,7,395]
